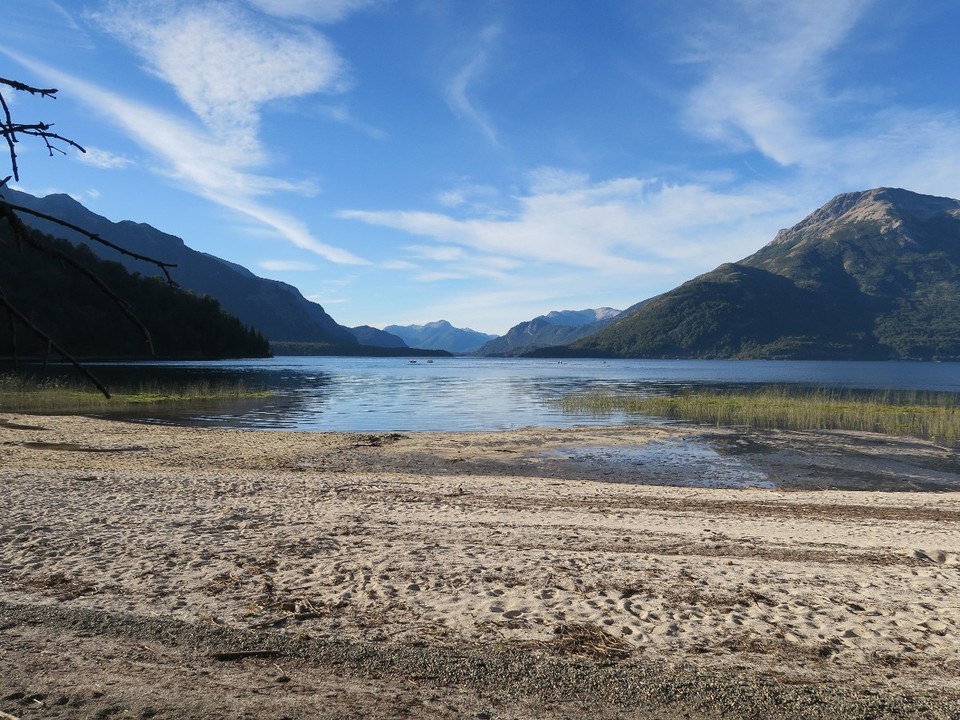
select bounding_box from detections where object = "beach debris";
[210,650,283,661]
[546,622,633,660]
[914,549,948,564]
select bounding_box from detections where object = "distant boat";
[408,360,417,364]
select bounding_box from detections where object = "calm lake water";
[79,356,960,432]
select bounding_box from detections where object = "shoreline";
[2,413,959,718]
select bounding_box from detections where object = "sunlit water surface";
[74,356,960,432]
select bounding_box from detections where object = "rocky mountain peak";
[768,187,960,249]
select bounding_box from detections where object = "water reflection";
[16,356,960,432]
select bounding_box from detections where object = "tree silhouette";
[1,76,178,396]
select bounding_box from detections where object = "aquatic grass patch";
[0,373,269,413]
[557,386,960,446]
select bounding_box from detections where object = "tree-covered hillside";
[1,222,269,360]
[570,188,960,360]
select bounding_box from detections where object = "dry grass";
[0,373,267,413]
[558,387,960,446]
[545,622,634,660]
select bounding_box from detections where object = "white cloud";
[681,0,870,167]
[75,146,134,169]
[446,24,501,146]
[340,174,797,279]
[380,259,418,270]
[244,0,381,23]
[3,50,368,265]
[524,167,590,194]
[92,1,349,157]
[317,104,388,140]
[260,259,319,271]
[404,244,466,262]
[677,0,960,202]
[435,180,501,214]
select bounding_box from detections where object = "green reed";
[0,374,268,413]
[557,386,960,446]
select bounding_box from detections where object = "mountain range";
[10,185,960,361]
[561,187,960,360]
[383,320,497,354]
[476,307,622,356]
[348,325,408,348]
[0,215,269,360]
[6,188,357,347]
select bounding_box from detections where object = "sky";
[3,0,960,335]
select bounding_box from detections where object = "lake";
[80,356,960,432]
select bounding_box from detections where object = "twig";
[0,201,156,353]
[2,202,177,284]
[0,284,111,398]
[0,77,59,97]
[210,650,284,661]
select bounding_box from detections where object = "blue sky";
[3,0,960,334]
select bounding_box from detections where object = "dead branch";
[210,650,284,661]
[0,77,58,97]
[0,200,156,353]
[0,76,187,391]
[1,78,80,182]
[2,200,178,285]
[0,283,111,398]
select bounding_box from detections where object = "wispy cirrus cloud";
[446,24,502,146]
[317,104,388,140]
[2,48,367,264]
[260,259,318,271]
[340,169,803,284]
[679,0,960,199]
[4,0,373,264]
[91,1,349,157]
[681,0,870,166]
[75,146,134,169]
[244,0,382,23]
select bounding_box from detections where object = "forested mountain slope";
[571,188,960,360]
[0,222,269,360]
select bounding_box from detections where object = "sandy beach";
[2,413,960,719]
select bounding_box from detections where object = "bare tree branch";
[2,200,179,285]
[0,77,58,97]
[1,78,82,182]
[0,283,111,398]
[0,75,184,393]
[0,200,157,353]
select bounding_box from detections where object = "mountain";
[5,189,357,346]
[566,188,960,360]
[349,325,408,348]
[541,308,622,326]
[476,307,622,356]
[383,320,498,353]
[0,219,269,360]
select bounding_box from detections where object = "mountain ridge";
[477,307,622,356]
[6,189,357,346]
[568,187,960,360]
[384,320,498,354]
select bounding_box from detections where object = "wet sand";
[2,414,959,719]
